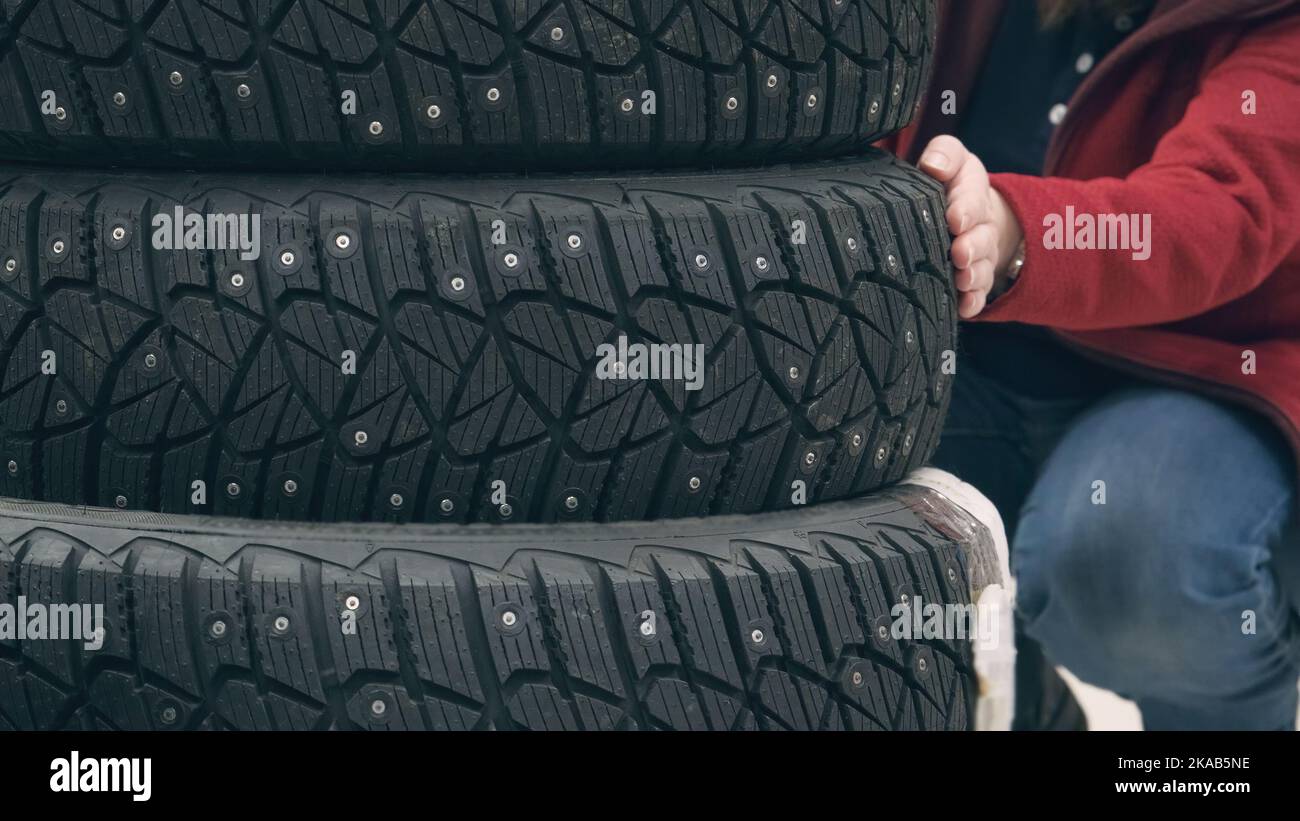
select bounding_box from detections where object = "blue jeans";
[934,368,1299,730]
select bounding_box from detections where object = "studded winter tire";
[0,482,977,730]
[0,149,953,524]
[0,0,934,171]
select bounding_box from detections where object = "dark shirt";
[956,1,1151,399]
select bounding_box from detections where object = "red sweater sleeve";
[977,15,1300,330]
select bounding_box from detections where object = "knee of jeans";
[1013,491,1152,638]
[1013,484,1286,691]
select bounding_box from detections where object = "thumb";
[918,135,967,184]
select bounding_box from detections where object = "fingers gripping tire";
[0,492,975,730]
[0,150,954,524]
[0,0,935,171]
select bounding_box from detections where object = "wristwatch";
[991,239,1027,300]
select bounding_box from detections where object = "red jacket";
[884,0,1300,467]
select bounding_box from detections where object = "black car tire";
[0,0,934,171]
[0,489,974,730]
[0,150,953,524]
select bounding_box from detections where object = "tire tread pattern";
[0,0,934,170]
[0,151,954,524]
[0,496,975,730]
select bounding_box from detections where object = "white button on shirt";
[1075,52,1095,73]
[1115,13,1134,32]
[1048,103,1068,126]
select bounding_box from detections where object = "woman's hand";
[918,136,1024,318]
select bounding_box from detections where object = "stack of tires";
[0,0,968,731]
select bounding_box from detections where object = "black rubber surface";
[0,0,934,171]
[0,490,974,730]
[1013,630,1088,731]
[0,150,954,524]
